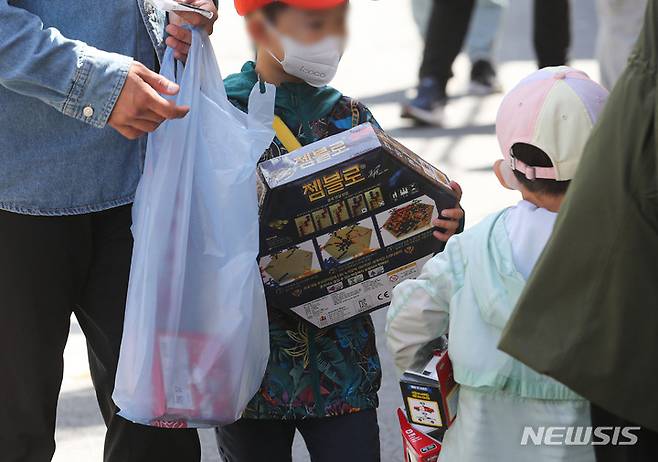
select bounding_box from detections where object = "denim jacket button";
[83,106,94,118]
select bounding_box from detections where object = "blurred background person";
[465,0,506,94]
[596,0,646,90]
[404,0,570,126]
[412,0,506,94]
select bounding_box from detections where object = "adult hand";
[433,181,464,242]
[108,62,190,140]
[166,0,218,62]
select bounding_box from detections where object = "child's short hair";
[262,2,289,21]
[511,143,570,196]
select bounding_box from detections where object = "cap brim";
[236,0,347,15]
[280,0,347,9]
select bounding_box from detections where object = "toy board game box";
[257,122,462,328]
[400,348,459,441]
[398,408,442,462]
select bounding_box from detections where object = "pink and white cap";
[496,66,609,182]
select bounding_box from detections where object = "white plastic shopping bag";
[113,29,275,428]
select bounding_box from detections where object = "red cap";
[235,0,347,16]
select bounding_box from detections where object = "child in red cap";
[168,2,464,460]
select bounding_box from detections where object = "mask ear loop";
[263,20,286,66]
[266,48,284,66]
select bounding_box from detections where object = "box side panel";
[258,123,381,189]
[375,128,455,194]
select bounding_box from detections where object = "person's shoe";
[469,60,502,95]
[402,77,448,126]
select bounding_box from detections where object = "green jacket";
[499,0,658,432]
[224,62,382,419]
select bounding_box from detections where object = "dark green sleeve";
[354,101,382,130]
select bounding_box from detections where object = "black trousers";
[0,206,200,462]
[590,404,658,462]
[419,0,571,82]
[216,410,381,462]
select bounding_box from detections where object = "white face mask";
[267,32,344,87]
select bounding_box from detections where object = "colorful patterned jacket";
[224,62,382,419]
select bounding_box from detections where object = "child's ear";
[494,160,510,190]
[246,15,270,48]
[493,159,517,191]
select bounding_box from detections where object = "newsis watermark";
[521,426,641,446]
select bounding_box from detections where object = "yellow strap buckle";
[272,116,303,153]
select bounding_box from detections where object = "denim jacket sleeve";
[0,1,133,128]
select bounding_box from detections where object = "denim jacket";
[0,0,166,215]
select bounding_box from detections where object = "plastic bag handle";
[191,30,276,133]
[157,29,275,171]
[159,46,178,88]
[191,30,229,102]
[189,30,276,165]
[158,29,223,107]
[161,29,274,135]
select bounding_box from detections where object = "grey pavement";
[54,1,599,461]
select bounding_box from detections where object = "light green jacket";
[386,209,582,401]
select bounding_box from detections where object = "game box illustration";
[257,123,462,328]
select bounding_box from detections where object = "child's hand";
[166,0,218,62]
[433,181,464,242]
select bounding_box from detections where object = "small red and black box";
[399,347,459,441]
[397,408,441,462]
